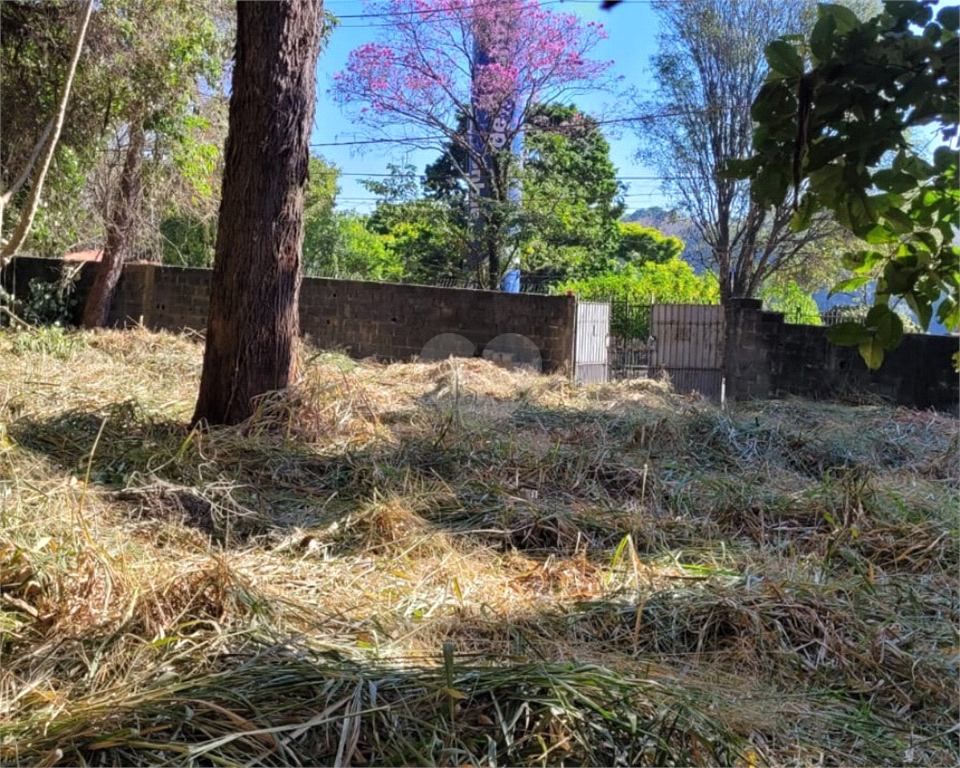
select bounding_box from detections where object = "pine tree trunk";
[191,0,323,427]
[82,121,144,328]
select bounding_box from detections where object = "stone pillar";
[724,298,770,401]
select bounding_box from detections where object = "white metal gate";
[574,301,610,384]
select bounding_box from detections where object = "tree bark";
[82,121,144,328]
[0,0,94,268]
[191,0,323,427]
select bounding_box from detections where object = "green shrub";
[557,258,719,338]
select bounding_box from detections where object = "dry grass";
[1,324,957,767]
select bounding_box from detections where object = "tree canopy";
[636,0,851,304]
[332,0,616,287]
[731,0,958,367]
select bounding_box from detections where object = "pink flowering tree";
[332,0,614,287]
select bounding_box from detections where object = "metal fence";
[608,300,654,380]
[574,301,610,384]
[605,301,726,400]
[782,305,869,326]
[430,273,561,294]
[819,306,869,326]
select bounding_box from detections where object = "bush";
[761,280,822,325]
[16,266,82,327]
[557,258,719,338]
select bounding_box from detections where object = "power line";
[311,106,750,148]
[313,168,683,186]
[313,169,676,181]
[332,0,564,20]
[328,0,652,28]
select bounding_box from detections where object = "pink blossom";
[331,0,614,152]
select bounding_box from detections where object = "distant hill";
[622,208,712,274]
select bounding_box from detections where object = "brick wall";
[3,257,576,373]
[725,298,959,412]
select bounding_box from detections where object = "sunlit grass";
[1,325,957,766]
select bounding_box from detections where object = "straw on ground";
[1,325,957,767]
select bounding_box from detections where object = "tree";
[614,222,685,268]
[419,105,626,286]
[0,0,94,267]
[637,0,849,304]
[0,0,232,317]
[731,1,958,368]
[559,257,718,306]
[366,163,472,284]
[519,104,625,281]
[191,1,324,427]
[332,0,614,288]
[304,212,405,281]
[82,0,230,327]
[760,279,822,325]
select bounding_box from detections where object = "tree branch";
[1,0,94,268]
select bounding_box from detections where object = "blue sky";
[313,0,666,213]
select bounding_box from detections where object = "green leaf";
[830,275,872,295]
[866,304,904,348]
[900,154,936,180]
[913,230,940,253]
[871,169,919,194]
[790,194,818,232]
[809,163,845,195]
[936,298,960,332]
[884,260,919,294]
[939,5,960,32]
[827,322,871,346]
[764,40,805,79]
[905,291,933,330]
[847,192,879,236]
[841,251,866,270]
[724,157,760,179]
[882,207,914,233]
[752,167,789,207]
[859,336,884,369]
[862,225,898,245]
[877,309,905,348]
[886,1,932,25]
[820,3,860,33]
[933,146,959,173]
[750,81,795,122]
[810,14,836,62]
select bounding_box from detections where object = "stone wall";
[725,298,959,411]
[3,257,576,373]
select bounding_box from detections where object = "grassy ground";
[1,325,957,767]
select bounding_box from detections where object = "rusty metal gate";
[609,301,724,401]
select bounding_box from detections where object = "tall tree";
[192,1,324,427]
[82,121,144,327]
[732,0,958,367]
[82,0,230,327]
[363,164,470,284]
[519,104,625,281]
[637,0,844,303]
[416,105,625,286]
[332,0,615,288]
[0,0,231,280]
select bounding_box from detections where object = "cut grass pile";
[1,324,957,767]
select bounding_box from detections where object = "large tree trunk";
[191,0,323,427]
[0,0,94,268]
[83,121,144,328]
